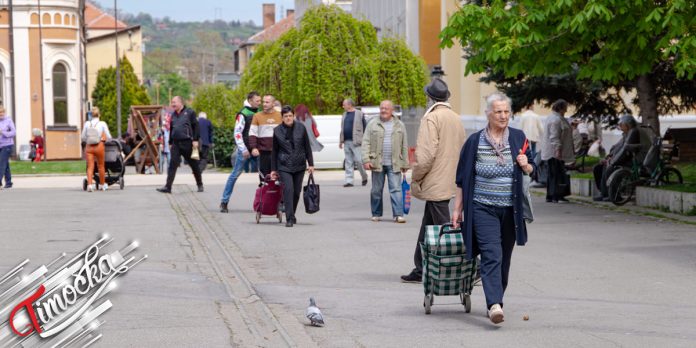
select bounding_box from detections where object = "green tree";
[239,5,427,114]
[150,73,193,103]
[192,84,244,167]
[441,1,696,134]
[91,56,151,134]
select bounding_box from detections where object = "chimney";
[263,3,275,29]
[286,9,294,18]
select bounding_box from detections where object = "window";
[52,63,68,124]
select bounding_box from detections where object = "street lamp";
[431,65,445,79]
[115,0,122,137]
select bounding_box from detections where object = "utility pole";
[115,0,122,137]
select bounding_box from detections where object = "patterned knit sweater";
[473,135,514,207]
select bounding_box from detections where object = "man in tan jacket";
[401,78,466,283]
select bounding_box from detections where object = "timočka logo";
[0,235,146,347]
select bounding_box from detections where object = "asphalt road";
[1,171,695,347]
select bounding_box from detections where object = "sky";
[101,0,296,25]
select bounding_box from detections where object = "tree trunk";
[635,74,660,135]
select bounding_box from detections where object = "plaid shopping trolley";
[420,222,477,314]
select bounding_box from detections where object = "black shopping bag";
[303,173,320,214]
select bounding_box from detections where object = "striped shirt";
[473,135,514,207]
[249,110,281,152]
[382,119,393,166]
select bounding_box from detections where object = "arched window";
[52,63,68,124]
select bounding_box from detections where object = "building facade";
[0,0,87,160]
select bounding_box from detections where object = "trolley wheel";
[461,293,471,313]
[255,212,261,224]
[82,178,87,191]
[277,212,283,223]
[424,294,433,315]
[119,177,124,190]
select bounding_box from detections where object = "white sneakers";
[87,184,108,192]
[488,304,504,324]
[394,216,406,223]
[371,216,381,222]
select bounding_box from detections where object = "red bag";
[311,120,320,138]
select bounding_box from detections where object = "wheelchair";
[607,137,682,206]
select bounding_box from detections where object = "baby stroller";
[253,173,283,223]
[82,140,125,191]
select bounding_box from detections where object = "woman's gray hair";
[618,114,638,128]
[485,93,512,113]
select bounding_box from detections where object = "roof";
[85,2,128,30]
[87,25,141,42]
[242,13,295,46]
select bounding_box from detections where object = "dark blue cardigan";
[455,128,536,260]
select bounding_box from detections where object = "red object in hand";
[520,139,529,154]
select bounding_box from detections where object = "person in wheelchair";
[593,115,643,201]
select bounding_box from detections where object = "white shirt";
[519,110,544,143]
[81,119,112,142]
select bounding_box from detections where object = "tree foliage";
[91,56,151,134]
[192,84,244,167]
[441,0,696,133]
[239,5,428,114]
[149,73,193,103]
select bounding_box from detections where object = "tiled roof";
[85,2,128,30]
[244,13,295,45]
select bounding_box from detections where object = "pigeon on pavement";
[306,297,325,327]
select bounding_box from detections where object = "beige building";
[85,2,143,101]
[0,0,86,160]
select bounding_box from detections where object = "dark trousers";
[198,145,210,172]
[413,200,450,274]
[258,151,272,177]
[473,202,516,309]
[546,158,566,200]
[279,170,305,222]
[593,162,621,198]
[165,140,203,189]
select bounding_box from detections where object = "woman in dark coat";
[452,93,535,325]
[271,106,315,227]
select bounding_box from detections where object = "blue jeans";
[370,165,403,218]
[472,201,516,309]
[243,156,258,173]
[221,148,254,204]
[0,145,13,187]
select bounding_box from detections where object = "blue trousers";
[370,165,403,218]
[221,148,254,204]
[0,145,13,187]
[473,201,516,309]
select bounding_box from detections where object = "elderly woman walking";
[271,106,315,227]
[452,93,535,325]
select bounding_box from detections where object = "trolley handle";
[439,222,462,237]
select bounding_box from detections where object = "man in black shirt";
[157,96,204,193]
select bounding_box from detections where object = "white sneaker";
[87,184,94,192]
[394,216,406,223]
[488,304,504,324]
[371,216,381,222]
[101,184,108,191]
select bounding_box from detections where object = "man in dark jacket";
[157,96,204,193]
[198,112,214,172]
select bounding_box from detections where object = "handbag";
[522,175,534,223]
[402,177,411,215]
[303,173,320,214]
[191,146,200,160]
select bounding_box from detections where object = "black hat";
[424,78,450,101]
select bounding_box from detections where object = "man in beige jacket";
[401,78,466,283]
